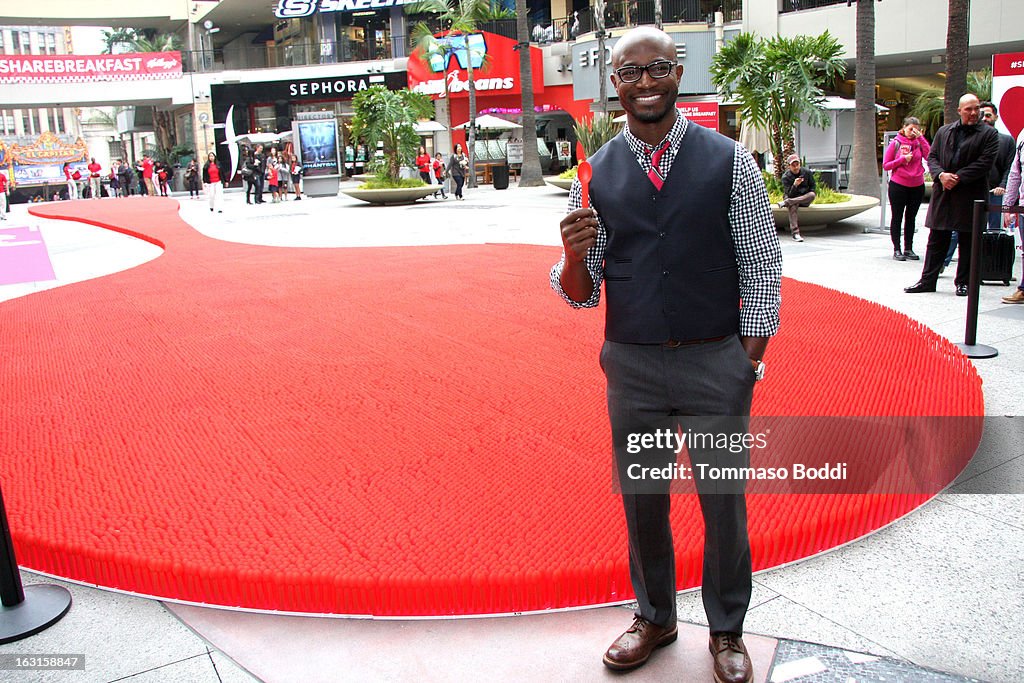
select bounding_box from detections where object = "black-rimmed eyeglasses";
[614,60,677,83]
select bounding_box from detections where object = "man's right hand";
[939,172,959,191]
[560,207,599,263]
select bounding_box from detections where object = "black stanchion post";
[0,485,72,644]
[956,199,998,358]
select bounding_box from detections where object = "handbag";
[72,171,82,180]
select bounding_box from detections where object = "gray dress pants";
[601,334,755,635]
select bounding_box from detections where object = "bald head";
[611,26,676,68]
[957,93,981,126]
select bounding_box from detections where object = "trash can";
[492,164,510,190]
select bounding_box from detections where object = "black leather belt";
[663,335,728,348]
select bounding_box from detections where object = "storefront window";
[332,12,391,62]
[178,112,194,146]
[254,105,277,132]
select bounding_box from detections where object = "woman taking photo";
[882,116,930,261]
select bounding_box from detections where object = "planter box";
[341,185,438,206]
[545,177,573,192]
[771,194,879,232]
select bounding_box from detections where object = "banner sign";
[992,52,1024,143]
[407,32,543,100]
[677,101,719,131]
[296,119,340,178]
[0,52,182,84]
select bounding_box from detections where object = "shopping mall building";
[0,0,1021,199]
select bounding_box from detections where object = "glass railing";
[533,0,741,45]
[180,0,741,75]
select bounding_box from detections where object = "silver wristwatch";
[751,359,766,382]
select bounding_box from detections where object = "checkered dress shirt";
[550,112,782,338]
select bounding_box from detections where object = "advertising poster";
[992,52,1024,144]
[297,119,340,178]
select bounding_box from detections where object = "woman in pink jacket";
[883,116,930,261]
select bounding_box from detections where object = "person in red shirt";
[266,156,281,203]
[141,154,155,197]
[0,172,8,219]
[202,152,227,213]
[87,158,102,199]
[432,152,448,199]
[416,146,432,185]
[63,162,80,199]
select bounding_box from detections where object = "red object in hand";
[578,161,592,209]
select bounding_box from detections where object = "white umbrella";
[738,119,771,154]
[223,131,292,145]
[413,120,447,133]
[453,114,522,131]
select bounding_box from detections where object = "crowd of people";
[238,144,304,204]
[59,154,180,201]
[415,144,469,200]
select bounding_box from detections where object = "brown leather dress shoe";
[710,632,753,683]
[602,616,678,671]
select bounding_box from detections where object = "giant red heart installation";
[999,86,1024,142]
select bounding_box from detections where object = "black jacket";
[989,130,1015,189]
[781,168,816,198]
[925,121,999,231]
[202,160,227,185]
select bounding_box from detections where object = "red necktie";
[647,140,670,191]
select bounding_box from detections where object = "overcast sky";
[69,26,109,54]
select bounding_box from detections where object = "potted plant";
[547,114,622,191]
[765,170,879,231]
[341,86,438,205]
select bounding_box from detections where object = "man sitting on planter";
[779,154,816,242]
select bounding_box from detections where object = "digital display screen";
[296,119,340,178]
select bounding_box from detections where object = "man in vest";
[550,26,781,683]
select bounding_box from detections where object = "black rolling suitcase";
[979,230,1016,286]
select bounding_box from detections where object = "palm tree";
[124,33,184,152]
[909,88,946,139]
[409,21,458,150]
[595,0,609,115]
[101,28,139,55]
[514,0,544,186]
[944,0,970,124]
[910,68,990,139]
[711,32,846,179]
[351,86,434,184]
[408,0,491,188]
[849,0,878,197]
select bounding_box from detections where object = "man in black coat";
[906,93,999,296]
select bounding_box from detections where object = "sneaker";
[903,249,920,260]
[893,250,906,261]
[1002,289,1024,304]
[792,232,804,242]
[778,200,786,209]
